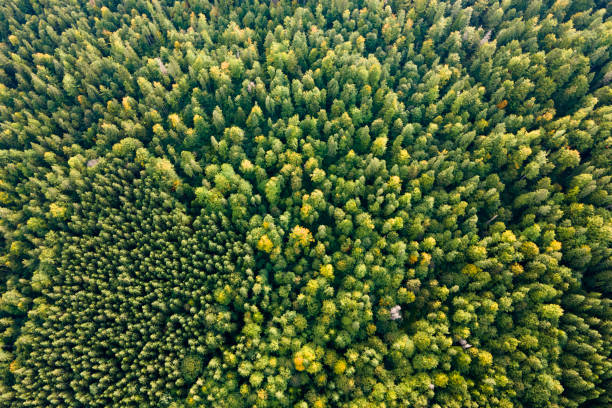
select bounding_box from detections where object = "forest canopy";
[0,0,611,407]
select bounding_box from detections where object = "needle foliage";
[0,1,610,407]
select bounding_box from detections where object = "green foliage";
[0,1,610,407]
[180,355,203,384]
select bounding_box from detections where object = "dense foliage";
[0,1,610,407]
